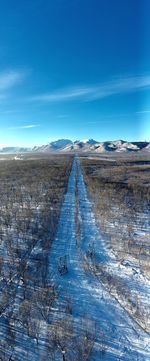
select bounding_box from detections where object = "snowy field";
[0,156,150,360]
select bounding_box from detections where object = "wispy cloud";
[30,87,93,102]
[29,75,150,103]
[86,120,114,125]
[136,110,150,114]
[8,124,40,130]
[57,114,68,119]
[0,70,25,91]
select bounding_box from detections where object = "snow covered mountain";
[33,139,73,152]
[0,139,150,154]
[33,139,150,153]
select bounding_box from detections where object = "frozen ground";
[0,157,150,360]
[47,157,150,360]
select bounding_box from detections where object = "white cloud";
[30,86,93,102]
[0,70,25,91]
[8,124,40,130]
[136,110,150,114]
[29,75,150,103]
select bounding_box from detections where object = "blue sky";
[0,0,150,147]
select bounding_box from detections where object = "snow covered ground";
[46,157,150,360]
[0,156,150,360]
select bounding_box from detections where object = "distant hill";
[33,139,73,152]
[33,139,150,153]
[0,139,149,154]
[0,147,31,153]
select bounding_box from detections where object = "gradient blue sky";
[0,0,150,147]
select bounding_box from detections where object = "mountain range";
[0,139,150,153]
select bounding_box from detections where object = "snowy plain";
[0,156,150,360]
